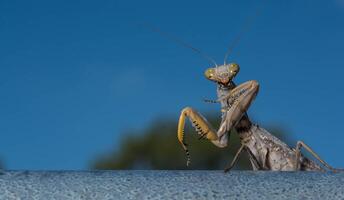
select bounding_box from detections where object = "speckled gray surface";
[0,170,344,199]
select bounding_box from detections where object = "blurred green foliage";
[92,114,292,170]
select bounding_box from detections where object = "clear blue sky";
[1,0,344,170]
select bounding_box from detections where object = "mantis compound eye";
[229,63,239,73]
[204,68,215,79]
[228,63,240,79]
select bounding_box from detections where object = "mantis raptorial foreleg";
[177,80,259,166]
[177,107,220,166]
[294,141,340,172]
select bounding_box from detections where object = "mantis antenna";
[141,22,218,67]
[223,3,265,65]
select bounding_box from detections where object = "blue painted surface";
[0,170,344,199]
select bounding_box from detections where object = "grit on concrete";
[0,170,343,199]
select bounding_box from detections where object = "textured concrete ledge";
[0,170,344,199]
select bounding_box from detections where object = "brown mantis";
[172,25,342,172]
[177,63,342,172]
[143,7,342,172]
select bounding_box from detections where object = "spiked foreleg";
[177,107,226,166]
[177,81,259,167]
[218,80,259,137]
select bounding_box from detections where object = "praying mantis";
[143,5,342,172]
[177,63,341,172]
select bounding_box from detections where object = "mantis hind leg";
[294,141,343,172]
[177,107,226,166]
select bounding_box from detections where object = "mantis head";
[204,63,240,85]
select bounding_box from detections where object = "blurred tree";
[92,114,292,170]
[0,160,3,170]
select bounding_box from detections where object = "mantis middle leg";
[223,144,245,172]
